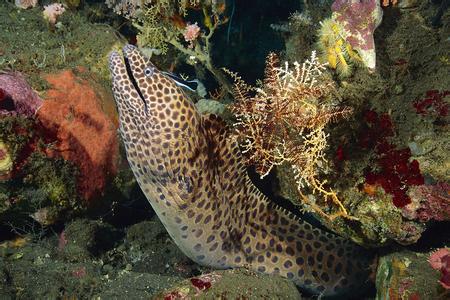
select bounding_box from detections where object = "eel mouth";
[122,51,148,114]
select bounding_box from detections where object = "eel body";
[109,45,373,297]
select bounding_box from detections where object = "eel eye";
[144,67,154,77]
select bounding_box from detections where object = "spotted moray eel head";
[109,45,202,186]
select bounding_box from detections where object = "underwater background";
[0,0,449,299]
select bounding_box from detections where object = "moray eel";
[109,45,374,297]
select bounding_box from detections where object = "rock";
[195,99,227,116]
[37,68,119,202]
[97,272,181,299]
[155,268,302,299]
[376,250,446,300]
[60,219,122,261]
[125,220,192,276]
[398,0,421,9]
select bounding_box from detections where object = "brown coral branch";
[228,52,355,220]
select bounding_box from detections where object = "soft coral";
[361,110,424,208]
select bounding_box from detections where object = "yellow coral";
[317,18,361,77]
[0,141,13,180]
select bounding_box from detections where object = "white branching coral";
[105,0,152,18]
[228,52,353,220]
[43,3,66,25]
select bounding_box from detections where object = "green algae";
[0,151,80,227]
[0,2,124,90]
[22,152,79,210]
[0,116,34,162]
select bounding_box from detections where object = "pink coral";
[430,249,450,270]
[183,23,201,48]
[43,3,66,25]
[404,183,450,222]
[15,0,38,9]
[429,248,450,289]
[332,0,380,51]
[0,72,43,117]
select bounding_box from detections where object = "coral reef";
[43,3,66,26]
[43,3,66,25]
[0,72,43,117]
[317,18,362,77]
[332,0,383,70]
[183,22,201,48]
[381,0,398,6]
[37,69,119,202]
[0,2,123,86]
[21,153,80,222]
[0,116,35,171]
[228,52,353,220]
[349,192,426,246]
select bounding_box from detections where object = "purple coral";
[0,72,43,117]
[332,0,380,51]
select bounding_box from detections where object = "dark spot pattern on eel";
[108,44,375,297]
